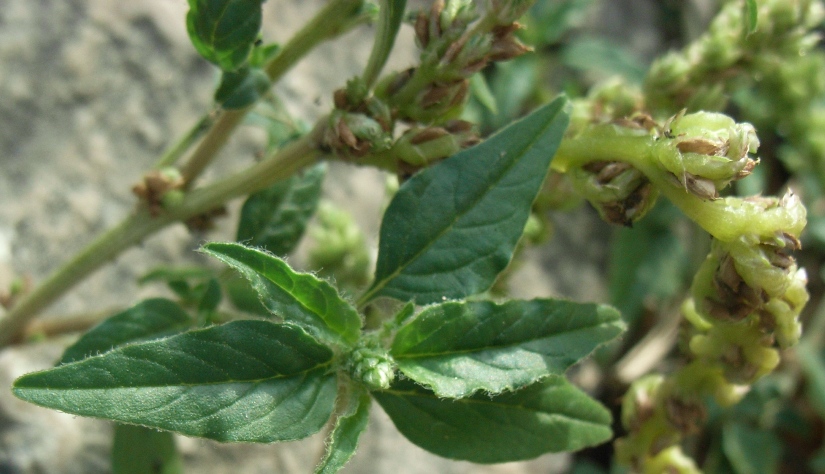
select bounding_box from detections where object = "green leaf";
[236,163,326,255]
[186,0,264,71]
[391,299,624,398]
[14,321,338,443]
[314,386,371,474]
[373,377,613,463]
[250,42,281,68]
[214,66,271,109]
[112,424,183,474]
[722,422,780,474]
[225,273,270,316]
[364,96,570,305]
[196,277,222,319]
[744,0,758,36]
[609,201,688,326]
[561,37,646,84]
[470,73,498,115]
[59,298,192,365]
[139,266,215,305]
[202,242,362,346]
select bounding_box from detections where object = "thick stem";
[0,132,324,347]
[553,131,797,242]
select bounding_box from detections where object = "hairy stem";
[0,131,324,347]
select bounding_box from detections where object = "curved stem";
[553,131,799,242]
[0,131,324,347]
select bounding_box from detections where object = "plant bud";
[132,167,185,216]
[347,344,396,391]
[323,111,392,158]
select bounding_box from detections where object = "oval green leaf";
[14,321,338,443]
[373,377,613,463]
[363,96,570,305]
[186,0,264,71]
[215,67,272,109]
[236,163,326,256]
[59,298,192,365]
[202,242,362,346]
[391,299,624,398]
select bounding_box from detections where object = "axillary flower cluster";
[555,105,809,472]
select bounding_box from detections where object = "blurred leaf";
[214,66,271,109]
[487,57,540,129]
[186,0,264,71]
[799,344,825,418]
[314,385,371,474]
[202,242,362,346]
[225,273,270,316]
[59,298,191,365]
[722,422,781,474]
[15,321,337,443]
[364,97,570,305]
[112,424,182,474]
[523,0,594,46]
[196,277,222,319]
[745,0,758,36]
[391,299,624,398]
[236,163,326,255]
[246,94,307,153]
[561,37,646,84]
[373,377,613,463]
[609,201,688,327]
[139,266,216,305]
[470,73,498,115]
[250,42,280,67]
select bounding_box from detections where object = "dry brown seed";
[489,36,531,62]
[414,11,430,48]
[420,83,453,107]
[409,127,449,145]
[684,174,719,200]
[337,120,358,149]
[676,138,727,156]
[596,162,631,184]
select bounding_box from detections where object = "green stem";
[153,112,216,170]
[553,131,795,242]
[0,131,324,347]
[362,0,406,88]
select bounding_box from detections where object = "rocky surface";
[0,0,633,472]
